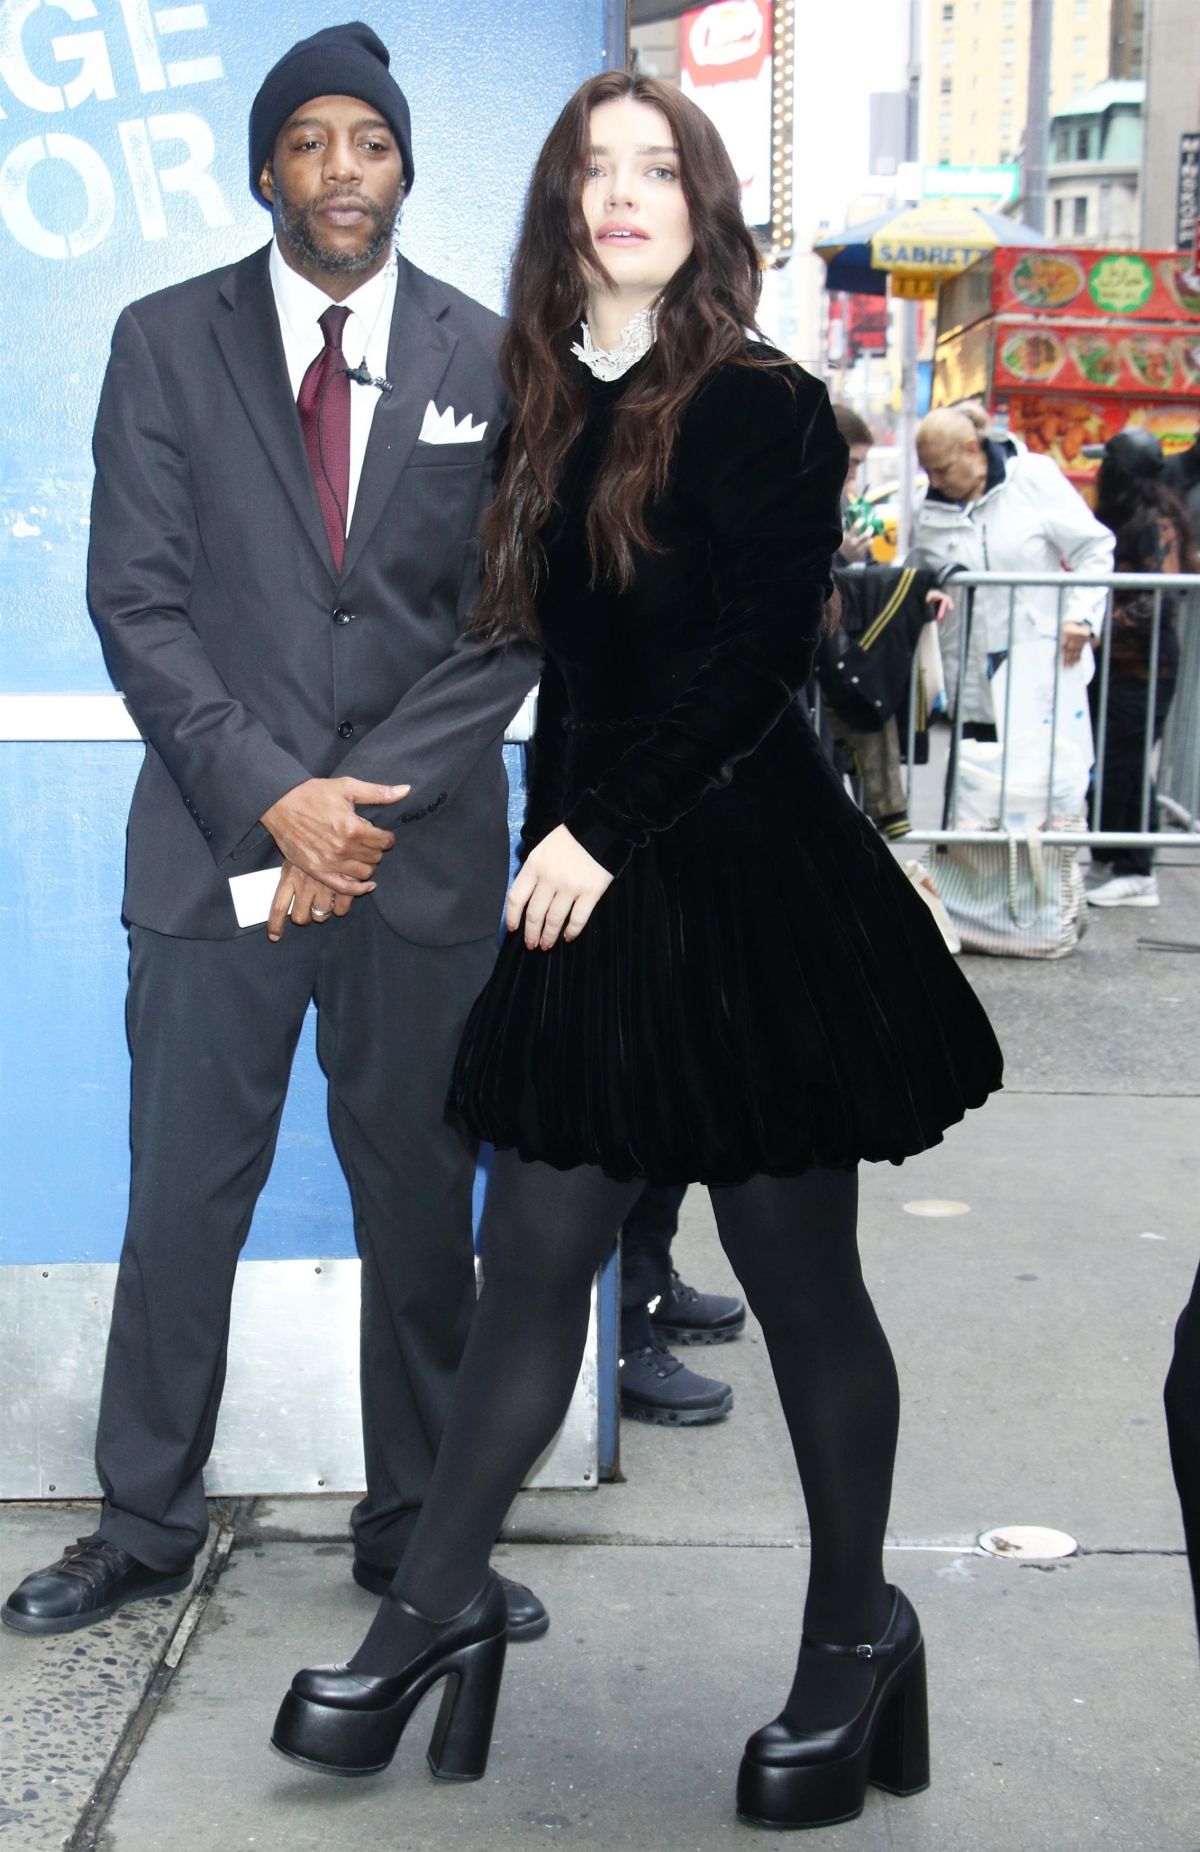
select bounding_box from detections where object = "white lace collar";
[570,304,658,382]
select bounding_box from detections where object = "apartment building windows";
[1073,195,1088,236]
[1076,126,1090,159]
[942,2,954,19]
[940,76,953,95]
[1054,197,1065,237]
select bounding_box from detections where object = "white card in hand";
[228,865,287,929]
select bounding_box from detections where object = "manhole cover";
[902,1199,971,1218]
[978,1525,1078,1560]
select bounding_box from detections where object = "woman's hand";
[925,589,952,622]
[506,824,614,950]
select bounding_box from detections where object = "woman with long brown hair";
[273,71,1002,1829]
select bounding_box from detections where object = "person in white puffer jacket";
[908,408,1115,732]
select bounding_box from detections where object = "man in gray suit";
[2,23,544,1639]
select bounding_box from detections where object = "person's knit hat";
[249,22,414,204]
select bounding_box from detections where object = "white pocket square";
[418,402,488,445]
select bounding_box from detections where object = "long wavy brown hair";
[473,71,765,642]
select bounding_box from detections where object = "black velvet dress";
[451,348,1003,1186]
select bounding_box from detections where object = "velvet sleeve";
[563,362,847,876]
[520,654,570,853]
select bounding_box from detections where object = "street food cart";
[932,246,1200,494]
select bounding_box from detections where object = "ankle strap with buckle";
[800,1588,902,1661]
[800,1633,897,1661]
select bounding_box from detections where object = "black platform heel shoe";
[271,1575,507,1781]
[736,1586,929,1831]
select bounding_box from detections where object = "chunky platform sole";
[737,1642,929,1831]
[271,1631,507,1781]
[1,1569,193,1636]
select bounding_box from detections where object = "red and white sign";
[681,0,774,230]
[682,0,771,84]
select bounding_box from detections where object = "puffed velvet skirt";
[450,709,1003,1187]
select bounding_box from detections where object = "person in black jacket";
[822,407,950,837]
[274,70,1002,1830]
[1085,427,1196,908]
[821,562,944,838]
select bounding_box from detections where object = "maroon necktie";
[297,304,351,571]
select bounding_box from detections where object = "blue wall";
[0,1,606,1266]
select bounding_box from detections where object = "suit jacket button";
[332,607,353,625]
[337,721,355,739]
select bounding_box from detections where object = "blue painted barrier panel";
[0,1,609,1268]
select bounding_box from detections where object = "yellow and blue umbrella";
[814,198,1047,299]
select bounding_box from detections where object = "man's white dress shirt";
[268,238,397,532]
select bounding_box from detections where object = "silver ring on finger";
[310,905,332,920]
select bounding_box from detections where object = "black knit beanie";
[249,22,414,204]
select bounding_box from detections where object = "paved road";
[3,855,1198,1851]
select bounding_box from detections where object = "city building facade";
[1047,79,1143,246]
[1140,0,1200,250]
[923,0,1122,169]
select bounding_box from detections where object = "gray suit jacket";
[88,243,538,943]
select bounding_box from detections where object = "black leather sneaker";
[352,1559,549,1642]
[1,1535,193,1635]
[650,1269,746,1346]
[619,1334,733,1425]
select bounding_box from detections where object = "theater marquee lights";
[673,0,796,263]
[770,0,795,262]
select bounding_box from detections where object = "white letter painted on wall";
[0,0,221,116]
[53,0,115,107]
[118,0,221,93]
[119,111,230,238]
[0,0,116,113]
[0,128,115,255]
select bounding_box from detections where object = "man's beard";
[275,188,401,278]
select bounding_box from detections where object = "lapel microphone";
[343,360,394,394]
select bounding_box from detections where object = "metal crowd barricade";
[884,570,1200,851]
[1159,581,1200,833]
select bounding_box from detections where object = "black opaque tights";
[350,1153,900,1727]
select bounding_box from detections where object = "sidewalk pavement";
[3,859,1198,1852]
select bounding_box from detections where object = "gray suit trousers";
[94,906,494,1573]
